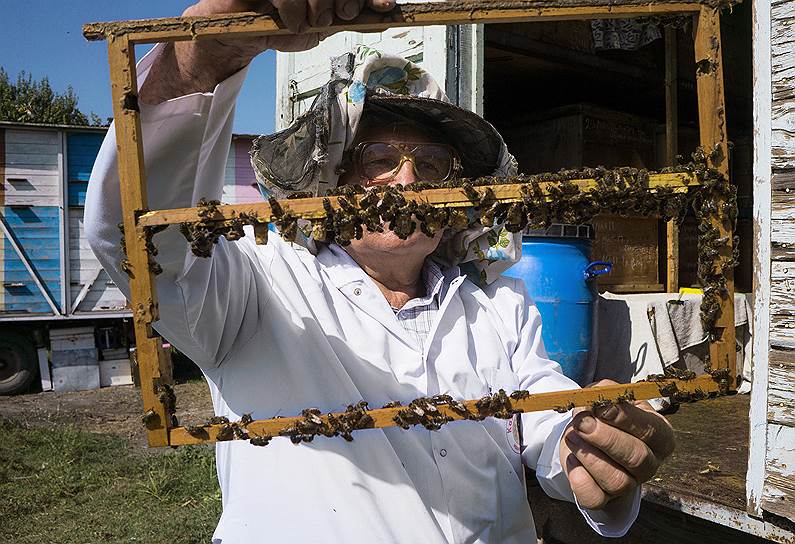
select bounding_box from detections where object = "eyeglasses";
[348,142,461,186]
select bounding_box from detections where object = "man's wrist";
[139,40,256,104]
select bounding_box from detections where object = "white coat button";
[439,449,447,457]
[353,288,362,296]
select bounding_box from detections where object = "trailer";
[271,1,792,541]
[0,121,257,394]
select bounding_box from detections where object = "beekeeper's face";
[339,122,446,259]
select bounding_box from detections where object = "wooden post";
[107,36,173,447]
[665,26,680,293]
[693,7,736,382]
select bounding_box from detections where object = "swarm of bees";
[393,397,455,430]
[156,149,736,336]
[275,401,375,444]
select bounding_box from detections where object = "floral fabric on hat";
[250,46,521,285]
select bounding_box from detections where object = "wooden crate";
[501,103,656,173]
[592,214,662,292]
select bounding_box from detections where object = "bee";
[509,390,530,401]
[591,397,614,412]
[460,181,480,203]
[232,425,249,440]
[657,382,680,397]
[447,209,469,231]
[239,413,253,426]
[249,435,272,447]
[216,424,236,441]
[208,416,230,425]
[141,409,159,428]
[185,425,208,439]
[552,403,575,414]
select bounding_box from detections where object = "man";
[86,1,675,542]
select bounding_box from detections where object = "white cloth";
[596,292,753,395]
[84,45,640,543]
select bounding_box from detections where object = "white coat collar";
[315,243,467,354]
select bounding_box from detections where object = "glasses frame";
[350,141,462,186]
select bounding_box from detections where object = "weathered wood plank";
[749,0,773,517]
[771,1,795,170]
[768,349,795,426]
[770,261,795,316]
[771,314,795,350]
[2,129,62,207]
[67,208,127,312]
[762,423,795,522]
[772,170,795,221]
[772,220,795,262]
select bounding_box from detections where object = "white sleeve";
[85,44,274,370]
[510,279,641,537]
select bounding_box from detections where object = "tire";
[0,333,37,395]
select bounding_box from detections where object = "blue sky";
[1,1,277,135]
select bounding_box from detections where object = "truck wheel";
[0,334,37,395]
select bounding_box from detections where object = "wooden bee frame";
[83,0,735,448]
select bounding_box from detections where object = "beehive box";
[501,104,661,292]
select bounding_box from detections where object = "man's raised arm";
[85,0,395,368]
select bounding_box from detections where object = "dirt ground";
[0,379,214,450]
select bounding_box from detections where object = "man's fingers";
[592,401,676,460]
[563,451,609,510]
[308,0,335,26]
[271,0,308,33]
[367,0,396,12]
[565,431,638,498]
[336,0,365,20]
[571,411,660,482]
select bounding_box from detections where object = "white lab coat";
[85,45,639,543]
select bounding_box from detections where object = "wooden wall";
[761,0,795,523]
[0,128,63,314]
[0,125,261,319]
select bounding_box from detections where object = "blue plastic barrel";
[503,236,610,386]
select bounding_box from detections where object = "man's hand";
[140,0,395,104]
[559,379,676,510]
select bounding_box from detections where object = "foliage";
[0,418,221,543]
[0,68,105,126]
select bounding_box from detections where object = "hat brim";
[365,94,504,179]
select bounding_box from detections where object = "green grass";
[0,417,221,543]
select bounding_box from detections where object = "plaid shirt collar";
[391,259,445,313]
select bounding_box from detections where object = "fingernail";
[597,405,619,420]
[575,415,596,434]
[316,8,334,27]
[343,0,360,19]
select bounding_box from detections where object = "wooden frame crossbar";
[137,172,698,227]
[85,2,735,448]
[172,375,724,446]
[83,2,710,44]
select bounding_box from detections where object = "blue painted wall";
[1,206,62,314]
[67,132,105,206]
